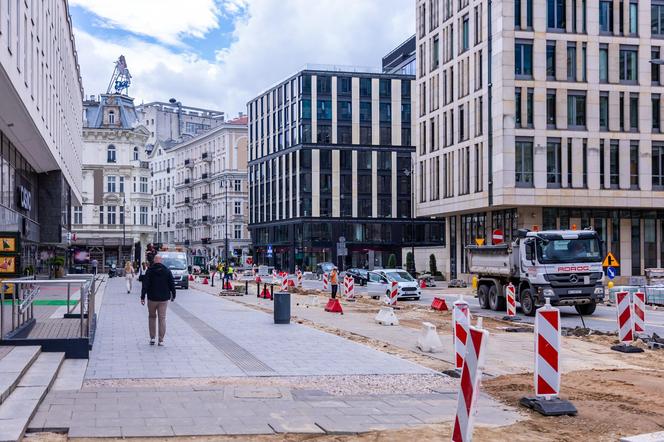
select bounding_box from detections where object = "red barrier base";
[202,278,209,285]
[519,397,577,416]
[431,297,448,311]
[260,288,272,299]
[325,298,343,314]
[224,281,233,290]
[188,274,194,281]
[420,279,427,289]
[287,279,295,287]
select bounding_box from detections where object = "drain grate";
[170,303,275,375]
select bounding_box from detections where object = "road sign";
[602,252,619,268]
[492,229,504,245]
[475,238,485,246]
[337,243,348,256]
[266,245,273,258]
[338,236,346,243]
[606,266,617,280]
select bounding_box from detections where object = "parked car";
[314,262,336,280]
[367,269,421,301]
[345,268,368,286]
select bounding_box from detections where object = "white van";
[367,269,421,301]
[157,252,189,289]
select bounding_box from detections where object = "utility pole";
[122,193,126,264]
[403,167,415,271]
[224,177,229,266]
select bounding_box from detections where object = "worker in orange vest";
[330,267,339,299]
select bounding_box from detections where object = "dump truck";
[466,229,605,316]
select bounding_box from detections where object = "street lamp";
[122,193,126,264]
[221,176,229,266]
[402,166,415,273]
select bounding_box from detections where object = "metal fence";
[1,278,95,339]
[608,284,664,305]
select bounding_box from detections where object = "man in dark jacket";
[140,255,176,346]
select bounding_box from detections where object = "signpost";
[492,229,504,245]
[266,245,273,258]
[337,236,347,270]
[475,238,485,246]
[602,252,619,268]
[606,266,616,280]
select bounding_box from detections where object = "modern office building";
[248,67,445,272]
[137,100,226,146]
[74,93,154,270]
[415,0,664,278]
[0,0,84,272]
[383,35,417,75]
[172,117,250,265]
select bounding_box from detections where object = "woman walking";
[124,261,135,293]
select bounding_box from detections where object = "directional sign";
[266,245,273,258]
[606,266,617,280]
[602,252,620,268]
[475,238,485,246]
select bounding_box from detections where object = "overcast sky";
[69,0,415,117]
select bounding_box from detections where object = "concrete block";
[375,307,399,326]
[416,322,443,352]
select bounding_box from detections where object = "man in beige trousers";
[140,255,176,346]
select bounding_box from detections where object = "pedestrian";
[140,255,176,346]
[124,261,135,294]
[330,267,339,299]
[227,264,234,281]
[91,258,98,275]
[138,261,148,282]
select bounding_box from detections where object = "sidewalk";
[28,278,523,438]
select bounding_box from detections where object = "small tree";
[429,254,438,275]
[387,254,397,269]
[406,251,415,274]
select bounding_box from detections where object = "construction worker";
[228,264,234,280]
[330,267,339,299]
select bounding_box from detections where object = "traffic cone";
[202,277,209,285]
[420,279,427,289]
[188,274,194,281]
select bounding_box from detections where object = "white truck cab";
[467,229,605,316]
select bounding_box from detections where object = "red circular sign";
[492,229,504,245]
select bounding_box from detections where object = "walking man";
[140,255,176,346]
[91,258,98,275]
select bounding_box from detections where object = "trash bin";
[274,291,291,324]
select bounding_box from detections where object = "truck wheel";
[520,289,536,316]
[478,285,490,309]
[575,302,596,315]
[488,285,506,311]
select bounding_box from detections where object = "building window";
[567,44,577,80]
[515,88,522,127]
[107,176,116,193]
[108,111,115,124]
[619,47,638,82]
[133,147,139,161]
[653,94,661,132]
[629,1,638,34]
[526,89,534,127]
[629,93,639,131]
[653,2,664,35]
[600,0,613,32]
[547,90,556,127]
[461,16,469,51]
[140,207,148,225]
[99,206,104,225]
[567,91,587,128]
[107,206,117,225]
[599,45,609,82]
[379,102,392,122]
[140,176,148,193]
[432,35,440,69]
[630,141,639,189]
[120,206,125,225]
[653,49,661,84]
[599,92,609,130]
[107,145,116,163]
[234,225,242,239]
[546,41,556,79]
[234,179,242,192]
[610,141,619,188]
[73,207,82,224]
[317,100,332,120]
[234,201,241,215]
[547,0,566,29]
[653,143,664,189]
[515,41,533,78]
[515,139,534,187]
[547,140,562,187]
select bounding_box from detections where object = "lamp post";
[221,176,229,266]
[402,166,415,271]
[122,193,126,264]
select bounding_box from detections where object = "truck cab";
[468,229,605,316]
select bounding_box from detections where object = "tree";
[429,254,438,275]
[406,252,415,274]
[387,254,397,269]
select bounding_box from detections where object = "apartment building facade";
[416,0,664,278]
[248,68,445,272]
[137,101,226,146]
[172,118,250,265]
[0,0,84,272]
[74,94,154,270]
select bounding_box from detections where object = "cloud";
[73,0,414,115]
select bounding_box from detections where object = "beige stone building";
[416,0,664,278]
[173,117,250,265]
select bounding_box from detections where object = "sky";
[69,0,415,117]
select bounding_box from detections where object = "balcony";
[202,193,208,201]
[201,173,209,180]
[201,237,211,244]
[202,152,211,162]
[184,178,191,185]
[184,197,191,205]
[184,218,191,225]
[184,159,193,168]
[139,161,150,169]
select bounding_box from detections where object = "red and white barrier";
[534,300,561,397]
[616,291,634,343]
[346,276,355,299]
[633,291,646,335]
[506,283,516,317]
[281,275,288,292]
[297,270,303,287]
[452,320,489,442]
[452,296,471,370]
[386,280,398,305]
[322,272,329,291]
[272,269,277,284]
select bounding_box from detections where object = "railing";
[1,277,96,339]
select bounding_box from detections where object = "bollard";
[256,281,260,298]
[270,284,274,301]
[211,271,215,287]
[245,280,249,295]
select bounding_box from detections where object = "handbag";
[138,267,144,282]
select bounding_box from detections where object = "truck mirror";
[525,240,535,262]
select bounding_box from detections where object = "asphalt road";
[295,277,664,336]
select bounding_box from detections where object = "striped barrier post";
[452,296,470,370]
[384,280,398,306]
[611,291,644,353]
[452,319,489,442]
[281,275,288,292]
[322,272,328,291]
[505,283,517,318]
[297,270,302,287]
[633,291,646,336]
[272,270,277,284]
[520,298,578,416]
[347,276,355,299]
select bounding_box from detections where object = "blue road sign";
[267,244,273,258]
[606,266,616,280]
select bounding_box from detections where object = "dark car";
[345,268,368,286]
